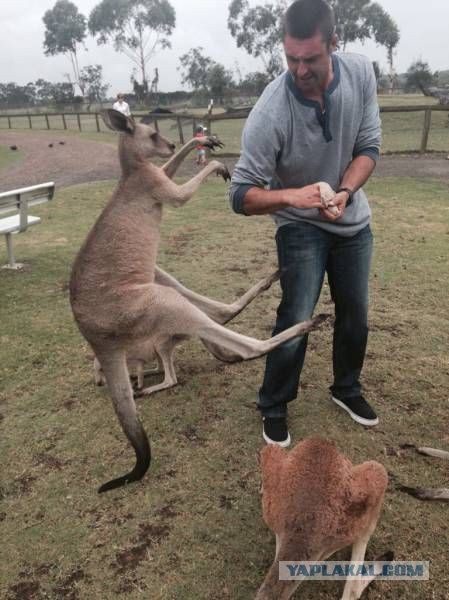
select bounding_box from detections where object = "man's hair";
[283,0,335,46]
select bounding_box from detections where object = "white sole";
[331,396,379,427]
[263,428,291,448]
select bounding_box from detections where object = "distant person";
[195,125,208,166]
[230,0,381,447]
[113,94,131,117]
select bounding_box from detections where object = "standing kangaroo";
[69,109,328,493]
[257,438,388,599]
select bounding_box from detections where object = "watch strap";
[337,187,354,206]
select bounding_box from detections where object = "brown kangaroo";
[257,438,388,599]
[92,266,282,392]
[69,109,328,493]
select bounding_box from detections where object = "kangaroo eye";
[151,132,159,142]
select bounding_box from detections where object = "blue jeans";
[258,221,373,418]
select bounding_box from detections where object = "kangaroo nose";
[170,143,176,151]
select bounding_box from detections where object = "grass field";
[0,144,23,169]
[1,95,448,155]
[1,175,448,599]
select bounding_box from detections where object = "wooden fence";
[0,106,448,155]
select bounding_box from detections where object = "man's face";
[284,31,336,95]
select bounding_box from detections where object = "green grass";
[1,176,448,599]
[0,144,23,168]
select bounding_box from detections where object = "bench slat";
[0,182,55,215]
[0,214,41,235]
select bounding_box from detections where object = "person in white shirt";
[112,93,131,116]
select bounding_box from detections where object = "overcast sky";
[1,0,448,94]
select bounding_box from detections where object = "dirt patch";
[1,131,448,192]
[113,523,171,573]
[373,152,449,182]
[34,452,65,471]
[179,424,208,445]
[0,131,119,189]
[52,569,86,599]
[8,580,40,600]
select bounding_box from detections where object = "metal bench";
[0,182,55,269]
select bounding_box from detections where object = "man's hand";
[288,184,324,210]
[320,190,350,221]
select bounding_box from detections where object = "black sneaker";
[262,417,291,447]
[331,395,379,427]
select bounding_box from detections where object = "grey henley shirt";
[229,52,382,237]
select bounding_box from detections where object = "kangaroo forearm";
[161,139,197,179]
[176,162,222,203]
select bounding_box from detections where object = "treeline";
[0,80,78,110]
[0,63,109,110]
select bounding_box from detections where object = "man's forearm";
[242,183,324,216]
[242,187,292,215]
[339,155,376,193]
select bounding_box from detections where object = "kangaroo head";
[101,109,176,161]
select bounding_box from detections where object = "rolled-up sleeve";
[229,109,282,215]
[353,59,381,163]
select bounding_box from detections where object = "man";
[113,93,131,117]
[229,0,381,447]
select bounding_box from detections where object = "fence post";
[192,117,197,136]
[62,114,67,130]
[45,114,50,130]
[77,113,82,131]
[420,108,432,154]
[176,116,184,144]
[153,118,160,132]
[28,115,32,129]
[7,116,11,129]
[206,118,211,135]
[95,113,100,132]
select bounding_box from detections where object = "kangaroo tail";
[95,351,151,493]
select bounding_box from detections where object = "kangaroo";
[257,438,389,599]
[93,266,281,391]
[69,109,328,493]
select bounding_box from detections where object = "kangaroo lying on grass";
[257,438,390,599]
[93,266,281,391]
[69,109,328,493]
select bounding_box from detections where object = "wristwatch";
[337,187,354,206]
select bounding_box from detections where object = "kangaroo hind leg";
[198,313,329,363]
[137,338,178,397]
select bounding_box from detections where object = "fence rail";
[1,106,448,155]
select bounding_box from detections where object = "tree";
[88,0,175,97]
[238,71,271,97]
[363,3,399,93]
[405,60,438,94]
[178,47,213,91]
[228,0,286,79]
[42,0,87,96]
[207,64,234,104]
[228,0,399,83]
[79,65,110,108]
[328,0,371,49]
[0,83,36,109]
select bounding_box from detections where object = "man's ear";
[330,32,339,52]
[101,109,135,134]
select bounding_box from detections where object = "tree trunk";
[387,46,395,95]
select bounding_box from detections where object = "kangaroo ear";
[101,109,135,134]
